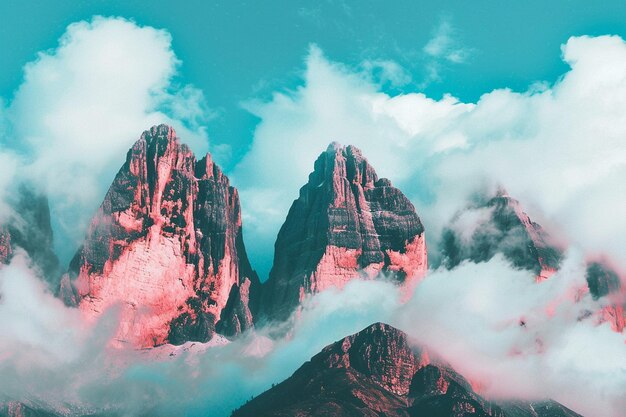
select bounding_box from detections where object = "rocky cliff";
[59,125,260,347]
[0,185,60,285]
[261,143,427,321]
[232,323,582,417]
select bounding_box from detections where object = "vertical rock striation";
[60,125,259,347]
[261,143,427,321]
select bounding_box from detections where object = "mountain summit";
[233,323,582,417]
[60,125,260,347]
[261,143,427,321]
[441,190,561,280]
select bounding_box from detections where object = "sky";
[1,0,626,278]
[3,0,626,164]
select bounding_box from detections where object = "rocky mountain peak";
[260,143,428,321]
[60,124,259,348]
[441,190,562,280]
[233,323,582,417]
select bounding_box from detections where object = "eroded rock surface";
[60,125,259,347]
[261,143,427,321]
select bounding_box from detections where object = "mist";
[0,247,623,417]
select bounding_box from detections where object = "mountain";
[232,323,583,417]
[261,143,427,321]
[586,262,625,332]
[440,190,561,280]
[0,185,60,285]
[440,190,625,332]
[59,125,260,348]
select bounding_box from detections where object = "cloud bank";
[1,251,623,417]
[234,35,626,277]
[0,16,212,261]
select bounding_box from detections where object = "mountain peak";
[60,127,259,348]
[260,144,427,321]
[441,190,561,279]
[233,322,582,417]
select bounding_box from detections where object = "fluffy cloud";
[1,16,211,259]
[235,35,626,277]
[1,251,623,416]
[395,252,626,417]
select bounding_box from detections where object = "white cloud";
[395,252,626,417]
[420,18,471,87]
[1,16,212,260]
[423,19,469,64]
[235,35,626,277]
[0,251,622,416]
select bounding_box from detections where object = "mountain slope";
[232,323,583,417]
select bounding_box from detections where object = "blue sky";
[1,1,626,279]
[3,1,626,168]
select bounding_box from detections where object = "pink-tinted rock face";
[261,143,427,321]
[441,190,562,280]
[60,125,259,347]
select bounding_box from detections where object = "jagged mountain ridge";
[232,323,582,417]
[59,125,260,347]
[260,142,428,321]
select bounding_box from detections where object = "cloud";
[395,252,626,417]
[421,18,471,87]
[235,35,626,278]
[1,16,212,262]
[0,250,623,416]
[423,19,469,64]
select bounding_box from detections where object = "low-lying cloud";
[0,251,623,417]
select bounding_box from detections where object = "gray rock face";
[585,262,621,299]
[60,125,260,347]
[0,185,60,286]
[261,143,428,321]
[232,323,583,417]
[440,191,561,279]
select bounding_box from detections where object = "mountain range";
[0,125,623,417]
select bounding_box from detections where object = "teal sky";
[3,1,626,169]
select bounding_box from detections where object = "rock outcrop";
[232,323,582,417]
[60,125,260,347]
[0,185,60,286]
[440,190,561,280]
[261,143,427,321]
